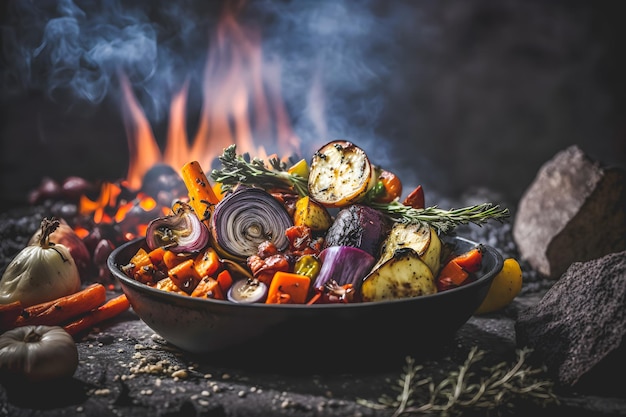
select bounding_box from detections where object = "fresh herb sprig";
[358,347,558,417]
[210,145,510,232]
[368,201,510,234]
[210,144,309,196]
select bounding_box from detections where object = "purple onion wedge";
[313,246,376,291]
[145,201,209,253]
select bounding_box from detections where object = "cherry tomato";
[373,170,402,203]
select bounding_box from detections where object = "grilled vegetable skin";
[360,249,437,302]
[361,223,441,302]
[323,204,390,257]
[308,140,377,208]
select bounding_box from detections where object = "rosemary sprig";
[368,201,510,234]
[210,144,309,196]
[358,347,558,417]
[210,145,510,231]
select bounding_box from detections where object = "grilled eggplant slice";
[375,222,441,276]
[323,204,390,257]
[308,140,376,208]
[360,248,437,302]
[361,222,442,301]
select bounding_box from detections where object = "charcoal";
[513,145,626,278]
[515,251,626,395]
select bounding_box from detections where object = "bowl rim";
[108,235,503,311]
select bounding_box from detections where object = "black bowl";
[108,236,503,371]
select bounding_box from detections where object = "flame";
[78,1,308,242]
[120,1,302,191]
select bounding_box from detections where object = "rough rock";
[515,250,626,395]
[512,145,626,278]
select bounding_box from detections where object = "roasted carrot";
[64,294,131,337]
[181,161,220,224]
[16,283,107,327]
[265,271,311,304]
[0,301,23,331]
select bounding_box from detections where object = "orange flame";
[120,1,301,191]
[78,1,308,241]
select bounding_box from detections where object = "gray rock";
[512,145,626,278]
[515,251,626,394]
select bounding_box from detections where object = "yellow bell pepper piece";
[287,158,310,179]
[474,258,523,315]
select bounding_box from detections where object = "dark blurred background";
[1,0,625,211]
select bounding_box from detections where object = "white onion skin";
[0,242,81,308]
[29,221,91,279]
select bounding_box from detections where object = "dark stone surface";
[515,251,626,396]
[513,145,626,278]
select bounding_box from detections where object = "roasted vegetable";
[227,279,268,304]
[308,140,377,208]
[402,184,425,209]
[313,246,376,291]
[375,222,441,277]
[361,222,442,302]
[323,204,390,257]
[211,187,294,261]
[361,249,437,302]
[181,160,220,224]
[293,255,321,281]
[265,271,311,304]
[367,169,403,204]
[293,196,333,232]
[0,218,81,308]
[145,201,210,253]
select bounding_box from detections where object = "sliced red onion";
[211,187,293,259]
[145,201,209,253]
[313,246,376,291]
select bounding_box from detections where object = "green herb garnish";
[210,144,309,196]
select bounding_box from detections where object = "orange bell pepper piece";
[265,271,311,304]
[451,246,484,273]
